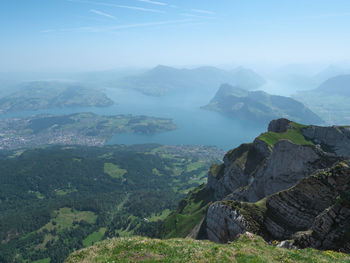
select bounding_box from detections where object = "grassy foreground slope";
[66,234,350,263]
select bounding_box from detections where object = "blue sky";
[1,0,350,71]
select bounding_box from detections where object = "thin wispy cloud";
[192,9,215,15]
[117,5,164,13]
[180,13,215,19]
[68,0,164,13]
[42,19,194,33]
[137,0,167,6]
[90,9,116,19]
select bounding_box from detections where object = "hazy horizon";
[2,0,350,72]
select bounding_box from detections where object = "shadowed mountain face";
[203,84,323,125]
[118,65,265,96]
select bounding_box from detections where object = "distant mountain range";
[118,65,266,96]
[313,65,350,84]
[0,81,114,113]
[316,74,350,96]
[293,74,350,124]
[203,84,323,124]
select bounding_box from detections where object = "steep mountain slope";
[203,84,323,124]
[206,161,350,252]
[164,119,350,253]
[293,74,350,124]
[118,65,265,96]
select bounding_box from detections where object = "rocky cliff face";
[302,125,350,157]
[202,119,350,252]
[207,120,341,203]
[206,161,350,252]
[206,202,249,243]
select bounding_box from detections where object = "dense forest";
[0,144,223,263]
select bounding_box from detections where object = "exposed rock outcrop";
[203,119,350,252]
[207,128,340,203]
[206,161,350,252]
[302,125,350,157]
[206,202,249,243]
[268,118,291,133]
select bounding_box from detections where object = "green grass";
[66,234,350,263]
[186,161,204,172]
[164,209,205,238]
[163,185,214,238]
[83,228,106,247]
[35,191,45,199]
[258,122,313,147]
[147,209,172,222]
[40,207,97,232]
[152,168,162,176]
[104,163,127,180]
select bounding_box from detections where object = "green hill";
[66,234,350,263]
[0,81,113,113]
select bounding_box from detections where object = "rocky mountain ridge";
[206,161,350,252]
[170,118,350,253]
[206,119,346,202]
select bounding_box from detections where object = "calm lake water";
[0,88,266,151]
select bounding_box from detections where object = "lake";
[0,88,267,151]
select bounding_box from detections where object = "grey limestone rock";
[203,119,350,252]
[206,202,248,243]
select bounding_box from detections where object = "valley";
[0,144,224,262]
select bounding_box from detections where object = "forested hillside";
[0,144,224,263]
